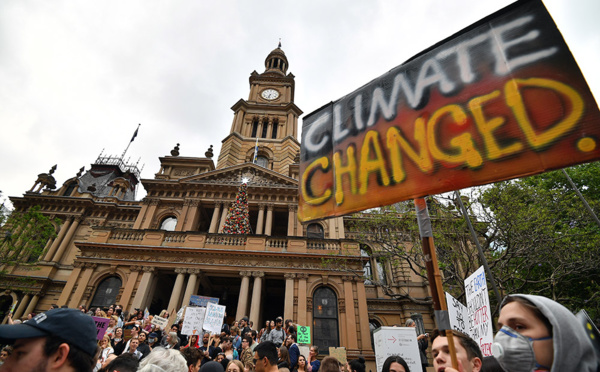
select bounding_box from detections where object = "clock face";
[261,88,279,100]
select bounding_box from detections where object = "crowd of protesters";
[0,292,597,372]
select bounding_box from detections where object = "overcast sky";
[1,0,599,207]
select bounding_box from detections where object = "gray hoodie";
[509,294,597,372]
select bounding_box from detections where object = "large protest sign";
[151,315,169,330]
[329,347,347,364]
[373,327,420,372]
[465,266,493,356]
[189,295,219,307]
[92,316,110,340]
[446,292,469,335]
[181,307,206,336]
[298,0,600,221]
[203,302,226,334]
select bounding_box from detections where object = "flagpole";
[121,123,141,160]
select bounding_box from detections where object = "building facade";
[0,45,434,361]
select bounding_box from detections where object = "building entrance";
[261,278,285,324]
[198,275,241,324]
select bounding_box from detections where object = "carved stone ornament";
[297,273,309,280]
[240,271,252,277]
[142,266,156,273]
[73,261,85,268]
[84,263,97,269]
[307,298,313,312]
[284,273,296,280]
[175,268,187,274]
[338,299,346,312]
[252,271,265,278]
[130,265,143,272]
[187,268,201,275]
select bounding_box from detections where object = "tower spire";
[278,38,281,48]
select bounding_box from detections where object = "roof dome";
[264,42,288,76]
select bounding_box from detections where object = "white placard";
[181,307,206,336]
[151,315,169,330]
[203,302,226,334]
[464,266,493,356]
[373,327,421,372]
[445,292,469,335]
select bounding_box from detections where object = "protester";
[265,318,285,347]
[494,294,597,372]
[285,334,300,370]
[307,346,320,372]
[137,331,151,359]
[431,329,482,372]
[201,361,226,372]
[147,332,159,350]
[480,356,504,372]
[295,355,309,372]
[240,317,251,338]
[0,308,97,372]
[382,356,410,372]
[184,335,201,349]
[221,336,238,361]
[258,320,270,342]
[253,341,279,372]
[111,327,126,355]
[347,357,365,372]
[405,319,428,372]
[181,346,203,372]
[227,360,245,372]
[96,335,115,371]
[127,337,143,360]
[277,345,291,369]
[319,357,342,372]
[137,347,188,372]
[0,346,12,366]
[200,332,217,364]
[99,353,139,372]
[240,335,254,367]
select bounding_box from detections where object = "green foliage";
[475,162,600,319]
[0,205,59,269]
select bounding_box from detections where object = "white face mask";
[492,325,552,372]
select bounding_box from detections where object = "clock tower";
[217,44,303,177]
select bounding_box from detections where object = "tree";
[221,183,252,234]
[0,205,59,270]
[475,162,600,319]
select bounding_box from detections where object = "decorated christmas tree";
[221,182,252,234]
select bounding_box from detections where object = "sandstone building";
[0,45,434,360]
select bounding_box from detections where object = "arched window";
[271,120,278,139]
[160,216,177,231]
[376,259,387,285]
[307,223,324,239]
[256,156,268,168]
[369,319,382,348]
[90,276,122,309]
[251,119,259,137]
[261,120,269,138]
[313,287,339,351]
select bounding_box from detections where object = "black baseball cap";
[0,308,97,357]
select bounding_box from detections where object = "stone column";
[218,203,229,233]
[183,200,201,231]
[209,203,222,233]
[43,218,72,261]
[249,271,264,330]
[297,273,308,326]
[52,216,82,263]
[175,200,192,231]
[342,276,359,349]
[68,263,97,308]
[119,266,142,310]
[131,267,156,311]
[256,204,265,234]
[140,199,160,229]
[182,269,201,308]
[167,268,187,312]
[58,261,84,306]
[13,293,31,320]
[264,204,273,236]
[284,273,296,321]
[23,293,41,317]
[287,205,296,236]
[235,271,252,321]
[355,280,373,351]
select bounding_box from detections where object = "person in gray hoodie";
[493,294,598,372]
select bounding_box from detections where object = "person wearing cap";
[0,307,98,372]
[240,317,251,338]
[147,332,159,350]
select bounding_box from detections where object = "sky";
[1,0,599,208]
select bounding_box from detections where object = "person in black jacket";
[405,319,428,372]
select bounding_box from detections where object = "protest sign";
[297,325,311,344]
[189,295,219,307]
[373,327,420,372]
[298,0,600,222]
[203,302,226,334]
[151,315,169,329]
[181,307,206,335]
[446,292,469,335]
[329,347,347,364]
[465,266,493,356]
[92,316,110,340]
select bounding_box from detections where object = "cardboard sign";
[203,302,226,334]
[298,0,600,221]
[151,315,169,330]
[189,295,219,307]
[465,266,493,356]
[373,327,421,372]
[181,307,206,336]
[297,325,311,344]
[329,347,347,364]
[446,292,469,335]
[92,316,110,340]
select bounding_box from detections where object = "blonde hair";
[227,360,244,372]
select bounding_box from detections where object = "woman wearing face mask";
[493,294,597,372]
